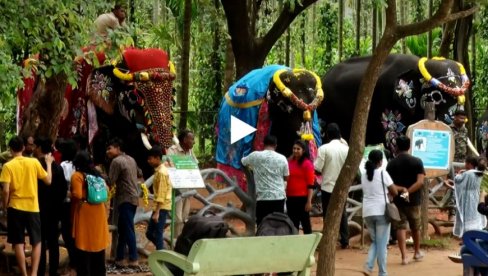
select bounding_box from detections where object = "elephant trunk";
[136,69,175,149]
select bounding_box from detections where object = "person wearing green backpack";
[71,151,109,276]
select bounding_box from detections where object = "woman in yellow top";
[71,151,109,276]
[146,147,172,250]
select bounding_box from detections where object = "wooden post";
[421,178,430,240]
[421,102,435,240]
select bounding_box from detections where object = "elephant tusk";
[273,69,289,95]
[113,67,134,81]
[467,138,479,157]
[141,133,152,150]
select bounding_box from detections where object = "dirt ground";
[0,188,467,275]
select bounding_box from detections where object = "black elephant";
[19,48,176,178]
[216,65,324,189]
[317,54,469,154]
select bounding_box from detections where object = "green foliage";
[473,6,488,117]
[188,0,225,156]
[405,28,442,57]
[1,1,110,86]
[315,2,338,75]
[473,44,488,117]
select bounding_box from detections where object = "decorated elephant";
[216,65,324,189]
[317,54,469,154]
[18,48,176,177]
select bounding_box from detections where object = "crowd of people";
[0,9,484,270]
[2,115,485,276]
[0,128,197,276]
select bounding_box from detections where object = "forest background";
[0,0,487,163]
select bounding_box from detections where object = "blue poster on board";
[411,129,451,170]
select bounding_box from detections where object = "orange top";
[70,172,109,252]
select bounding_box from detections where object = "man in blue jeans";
[146,146,172,249]
[314,123,350,249]
[107,138,140,267]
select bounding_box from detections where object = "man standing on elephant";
[387,136,425,265]
[167,129,197,239]
[314,123,350,249]
[94,3,127,37]
[107,138,140,267]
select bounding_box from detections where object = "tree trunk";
[212,0,222,98]
[312,3,317,62]
[317,33,398,275]
[221,0,319,78]
[372,4,377,51]
[400,0,406,54]
[453,1,475,140]
[428,0,433,58]
[152,0,160,24]
[178,0,192,130]
[471,20,476,87]
[301,14,306,66]
[20,74,67,141]
[356,0,361,56]
[285,29,291,67]
[338,0,344,61]
[316,1,476,274]
[439,1,460,58]
[129,0,137,46]
[223,39,235,92]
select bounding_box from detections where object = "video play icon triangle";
[230,115,257,144]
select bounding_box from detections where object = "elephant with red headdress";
[18,47,176,177]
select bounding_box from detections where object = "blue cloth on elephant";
[216,64,322,170]
[453,169,486,237]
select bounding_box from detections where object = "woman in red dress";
[286,140,315,234]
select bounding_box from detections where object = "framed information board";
[406,119,454,178]
[167,155,205,189]
[411,129,451,170]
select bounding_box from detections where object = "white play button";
[230,115,257,144]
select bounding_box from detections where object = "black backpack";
[168,215,229,275]
[256,212,298,236]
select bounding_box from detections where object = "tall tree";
[316,1,478,275]
[178,0,193,130]
[338,0,344,61]
[221,0,319,78]
[372,3,377,50]
[453,0,476,139]
[355,0,361,55]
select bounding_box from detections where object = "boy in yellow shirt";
[146,147,172,250]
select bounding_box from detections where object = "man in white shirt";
[166,129,198,238]
[94,4,126,37]
[242,135,289,225]
[314,123,350,248]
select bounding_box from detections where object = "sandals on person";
[401,258,410,265]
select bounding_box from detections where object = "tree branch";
[258,0,318,56]
[396,0,478,38]
[385,0,398,28]
[221,0,253,53]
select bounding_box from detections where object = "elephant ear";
[393,69,421,113]
[87,65,118,115]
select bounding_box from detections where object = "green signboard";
[167,155,205,189]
